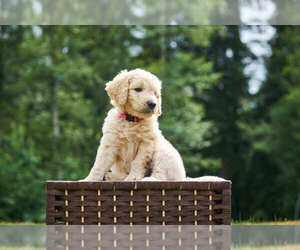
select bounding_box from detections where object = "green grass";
[232,245,300,250]
[0,248,45,250]
[232,220,300,225]
[0,222,44,226]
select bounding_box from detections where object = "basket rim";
[46,180,231,190]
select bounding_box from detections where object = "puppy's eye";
[134,88,143,92]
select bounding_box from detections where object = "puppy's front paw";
[124,173,143,181]
[142,177,158,181]
[104,172,113,181]
[79,176,102,182]
[79,177,91,182]
[124,175,137,181]
[79,178,97,182]
[105,171,128,181]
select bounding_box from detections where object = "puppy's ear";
[105,70,130,106]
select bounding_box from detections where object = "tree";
[248,26,300,219]
[201,26,255,219]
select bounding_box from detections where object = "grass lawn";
[0,248,45,250]
[233,220,300,225]
[0,222,44,226]
[233,246,300,250]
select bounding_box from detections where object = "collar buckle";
[120,113,144,123]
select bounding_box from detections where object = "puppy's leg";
[83,135,118,181]
[105,166,128,181]
[125,141,153,181]
[151,146,186,180]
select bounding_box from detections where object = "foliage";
[244,26,300,220]
[199,26,255,219]
[0,134,45,222]
[0,26,220,221]
[1,25,300,222]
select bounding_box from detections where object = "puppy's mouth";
[140,106,155,114]
[141,108,153,114]
[130,108,153,117]
[126,104,155,117]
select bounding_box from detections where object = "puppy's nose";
[147,101,156,110]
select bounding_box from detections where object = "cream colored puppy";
[83,69,186,181]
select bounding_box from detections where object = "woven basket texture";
[46,181,231,226]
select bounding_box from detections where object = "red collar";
[120,113,144,123]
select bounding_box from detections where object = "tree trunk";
[16,0,23,23]
[160,25,167,78]
[220,156,227,178]
[161,26,166,63]
[1,0,6,12]
[160,0,167,63]
[0,26,5,145]
[48,26,61,179]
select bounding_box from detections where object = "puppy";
[83,69,186,181]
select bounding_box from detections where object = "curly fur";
[83,68,186,181]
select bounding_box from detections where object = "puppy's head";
[105,69,162,118]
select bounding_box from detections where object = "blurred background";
[1,24,300,224]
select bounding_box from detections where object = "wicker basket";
[46,181,231,225]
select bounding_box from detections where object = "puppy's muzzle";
[147,101,156,110]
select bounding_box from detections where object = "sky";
[240,0,276,94]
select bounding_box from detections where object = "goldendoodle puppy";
[83,69,186,181]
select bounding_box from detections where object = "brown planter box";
[46,181,231,225]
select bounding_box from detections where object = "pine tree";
[201,26,254,219]
[251,26,300,219]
